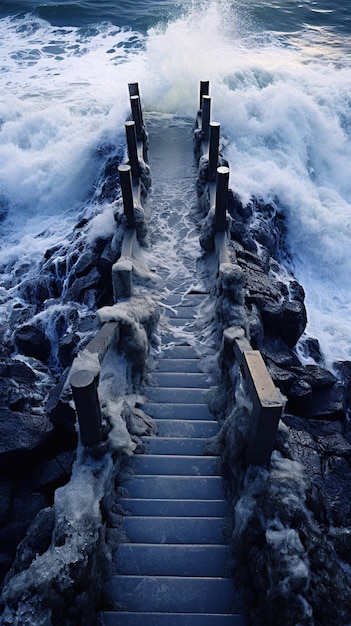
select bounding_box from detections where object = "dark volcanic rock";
[0,480,13,526]
[14,324,51,362]
[0,408,54,475]
[261,299,307,348]
[6,507,55,577]
[0,359,36,383]
[63,266,100,303]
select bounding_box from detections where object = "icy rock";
[4,507,55,577]
[230,221,257,254]
[73,249,99,278]
[14,324,51,363]
[241,258,283,309]
[18,274,58,304]
[0,359,36,382]
[199,207,216,251]
[261,299,307,348]
[0,408,54,475]
[0,479,13,526]
[63,266,100,303]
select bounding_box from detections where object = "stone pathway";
[100,117,247,625]
[102,292,245,625]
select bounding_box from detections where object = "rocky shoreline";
[0,145,124,584]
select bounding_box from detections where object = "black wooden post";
[70,370,102,446]
[118,164,135,228]
[199,80,210,109]
[209,122,220,182]
[215,166,230,232]
[130,95,143,140]
[125,121,140,179]
[128,82,139,97]
[201,95,211,141]
[129,82,144,126]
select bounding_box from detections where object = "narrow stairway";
[101,117,246,625]
[103,291,245,625]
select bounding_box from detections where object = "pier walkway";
[101,116,246,624]
[67,82,283,624]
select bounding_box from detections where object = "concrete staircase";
[101,293,246,625]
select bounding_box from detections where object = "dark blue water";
[0,0,179,29]
[1,0,351,37]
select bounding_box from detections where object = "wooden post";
[130,95,143,140]
[125,121,140,179]
[215,166,230,232]
[112,258,133,300]
[199,80,210,109]
[201,95,211,141]
[70,370,102,447]
[128,82,140,97]
[129,82,144,126]
[118,164,135,228]
[243,351,283,466]
[209,122,220,182]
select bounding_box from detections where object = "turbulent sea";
[1,0,351,368]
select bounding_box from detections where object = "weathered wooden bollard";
[199,80,210,109]
[243,351,283,466]
[112,257,133,299]
[128,82,140,97]
[118,164,135,229]
[130,95,143,141]
[128,82,144,124]
[201,95,211,141]
[70,370,102,446]
[215,166,230,232]
[209,121,220,182]
[125,121,140,179]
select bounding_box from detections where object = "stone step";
[122,516,227,544]
[156,419,218,438]
[159,294,205,307]
[104,575,236,613]
[156,278,195,295]
[141,436,207,455]
[143,403,213,420]
[165,307,197,319]
[101,612,246,625]
[122,475,226,500]
[161,332,196,346]
[147,387,207,404]
[157,359,201,373]
[134,454,221,476]
[158,345,198,359]
[153,372,209,388]
[115,543,230,576]
[167,318,197,328]
[118,498,229,517]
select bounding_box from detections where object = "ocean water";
[1,0,351,368]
